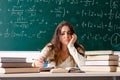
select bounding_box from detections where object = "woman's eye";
[60,33,65,35]
[67,32,72,35]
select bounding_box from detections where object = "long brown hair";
[48,21,85,65]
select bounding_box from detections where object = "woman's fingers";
[34,57,44,68]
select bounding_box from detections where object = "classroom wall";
[0,0,119,51]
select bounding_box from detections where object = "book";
[66,67,85,73]
[118,61,120,66]
[0,51,40,58]
[40,67,54,72]
[0,62,33,68]
[81,66,117,72]
[114,51,120,56]
[85,50,113,56]
[50,67,84,73]
[0,57,34,63]
[0,68,40,74]
[85,60,118,66]
[117,67,120,72]
[50,68,68,73]
[86,55,119,61]
[114,51,120,61]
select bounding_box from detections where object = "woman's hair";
[47,21,85,65]
[51,21,75,50]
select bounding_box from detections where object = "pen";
[32,59,39,61]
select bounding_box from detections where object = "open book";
[50,67,85,73]
[40,67,54,72]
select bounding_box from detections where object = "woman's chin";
[64,42,69,45]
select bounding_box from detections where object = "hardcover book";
[0,57,33,63]
[0,68,40,74]
[85,50,113,56]
[86,55,118,61]
[81,66,116,72]
[85,60,118,66]
[0,62,33,68]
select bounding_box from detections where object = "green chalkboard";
[0,0,120,51]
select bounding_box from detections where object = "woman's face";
[59,25,72,46]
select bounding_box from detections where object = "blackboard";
[0,0,120,51]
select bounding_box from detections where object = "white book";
[117,67,120,72]
[85,60,118,66]
[81,66,116,72]
[0,51,40,58]
[85,50,113,56]
[114,51,120,56]
[114,51,120,61]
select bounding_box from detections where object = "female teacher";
[33,21,85,69]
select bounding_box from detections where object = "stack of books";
[0,57,40,74]
[81,50,119,72]
[114,51,120,72]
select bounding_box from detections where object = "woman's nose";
[64,33,69,38]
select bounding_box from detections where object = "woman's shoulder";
[46,43,53,47]
[44,43,54,50]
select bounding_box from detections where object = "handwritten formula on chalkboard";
[0,0,119,51]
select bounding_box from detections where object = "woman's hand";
[33,57,44,68]
[69,33,77,45]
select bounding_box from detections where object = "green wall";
[0,0,120,51]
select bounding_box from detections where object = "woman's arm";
[39,43,53,58]
[67,34,85,68]
[33,43,52,68]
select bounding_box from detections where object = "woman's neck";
[62,44,67,50]
[60,45,69,61]
[61,45,68,53]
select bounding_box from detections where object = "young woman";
[33,21,85,69]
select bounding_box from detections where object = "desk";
[0,72,120,80]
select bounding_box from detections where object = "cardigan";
[39,43,85,68]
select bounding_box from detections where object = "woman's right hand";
[33,57,44,68]
[69,33,77,45]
